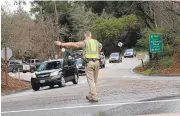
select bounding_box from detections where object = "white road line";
[2,99,180,114]
[122,76,142,79]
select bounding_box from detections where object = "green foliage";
[30,1,72,18]
[159,44,173,58]
[81,1,135,17]
[143,68,152,74]
[82,1,107,15]
[68,5,98,41]
[159,57,173,68]
[91,14,137,41]
[173,36,180,46]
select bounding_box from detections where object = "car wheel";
[124,56,126,58]
[32,83,40,91]
[49,85,54,89]
[12,68,18,73]
[72,73,79,84]
[103,64,105,68]
[101,65,103,69]
[23,71,27,73]
[59,76,66,87]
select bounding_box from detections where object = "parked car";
[109,52,122,63]
[124,49,136,58]
[31,59,79,91]
[8,60,35,73]
[27,59,41,69]
[99,52,105,68]
[76,58,85,74]
[8,60,23,73]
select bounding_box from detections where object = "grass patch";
[143,68,152,74]
[159,57,173,68]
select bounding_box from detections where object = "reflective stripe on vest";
[84,39,99,59]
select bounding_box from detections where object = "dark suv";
[31,59,79,91]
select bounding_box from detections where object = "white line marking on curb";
[2,99,180,114]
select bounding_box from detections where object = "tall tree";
[30,1,72,19]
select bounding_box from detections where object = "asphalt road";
[2,56,180,116]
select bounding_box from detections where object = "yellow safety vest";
[83,39,99,59]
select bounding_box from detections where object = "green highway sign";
[149,34,163,53]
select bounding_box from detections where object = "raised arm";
[54,41,85,48]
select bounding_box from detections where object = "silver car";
[124,49,136,58]
[109,52,122,63]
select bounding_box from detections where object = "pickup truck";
[8,60,35,73]
[26,59,41,71]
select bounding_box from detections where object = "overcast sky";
[1,0,32,13]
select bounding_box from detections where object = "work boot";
[86,96,91,101]
[86,96,98,102]
[89,98,98,102]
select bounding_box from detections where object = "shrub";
[159,57,173,68]
[143,68,152,74]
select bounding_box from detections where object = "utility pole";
[52,1,61,58]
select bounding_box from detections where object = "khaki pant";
[85,60,99,99]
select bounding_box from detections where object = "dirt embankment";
[135,54,180,75]
[1,72,30,94]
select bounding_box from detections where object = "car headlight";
[50,71,60,76]
[76,65,79,68]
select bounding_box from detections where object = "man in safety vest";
[54,31,102,102]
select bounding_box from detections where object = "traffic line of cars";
[30,51,107,91]
[7,59,41,73]
[8,49,136,91]
[108,49,136,63]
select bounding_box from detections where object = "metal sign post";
[18,68,20,81]
[1,46,13,86]
[137,53,145,69]
[5,46,8,85]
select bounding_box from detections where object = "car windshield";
[110,53,119,57]
[126,49,133,52]
[37,61,61,72]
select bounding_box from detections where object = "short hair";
[84,31,91,36]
